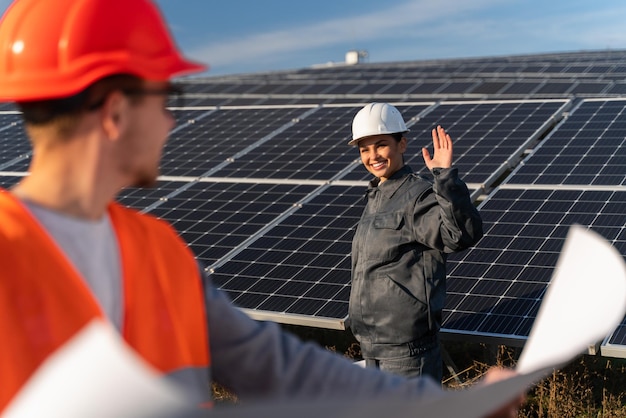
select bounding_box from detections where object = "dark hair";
[391,133,404,142]
[17,74,144,125]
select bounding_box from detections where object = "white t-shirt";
[24,201,123,330]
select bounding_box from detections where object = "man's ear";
[100,90,127,140]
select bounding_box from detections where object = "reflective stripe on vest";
[0,190,211,411]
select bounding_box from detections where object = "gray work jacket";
[349,165,483,358]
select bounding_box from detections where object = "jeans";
[364,335,442,382]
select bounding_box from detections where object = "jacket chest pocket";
[373,213,404,229]
[366,212,405,261]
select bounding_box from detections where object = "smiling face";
[357,134,407,183]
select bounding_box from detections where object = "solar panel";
[507,99,626,186]
[382,82,421,95]
[603,324,626,358]
[605,83,626,95]
[211,184,364,328]
[468,81,510,95]
[160,107,313,177]
[249,83,300,95]
[116,181,193,211]
[0,103,17,112]
[0,113,30,170]
[350,82,397,95]
[321,82,367,95]
[499,81,543,95]
[412,81,450,94]
[138,180,320,266]
[0,174,23,189]
[224,84,265,94]
[569,82,610,95]
[534,81,573,95]
[437,81,479,95]
[443,187,626,345]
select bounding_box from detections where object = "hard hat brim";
[347,130,409,146]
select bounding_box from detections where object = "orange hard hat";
[0,0,207,102]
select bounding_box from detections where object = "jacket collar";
[367,165,412,200]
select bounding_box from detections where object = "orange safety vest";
[0,189,211,412]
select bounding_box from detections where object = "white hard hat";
[349,102,408,146]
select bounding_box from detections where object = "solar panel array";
[2,49,626,356]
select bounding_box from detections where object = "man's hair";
[17,74,144,137]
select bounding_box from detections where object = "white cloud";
[373,2,626,62]
[189,0,504,68]
[530,6,626,48]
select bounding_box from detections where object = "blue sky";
[2,0,626,76]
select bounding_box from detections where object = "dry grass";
[444,342,626,418]
[516,357,626,418]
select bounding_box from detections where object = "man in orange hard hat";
[0,0,522,416]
